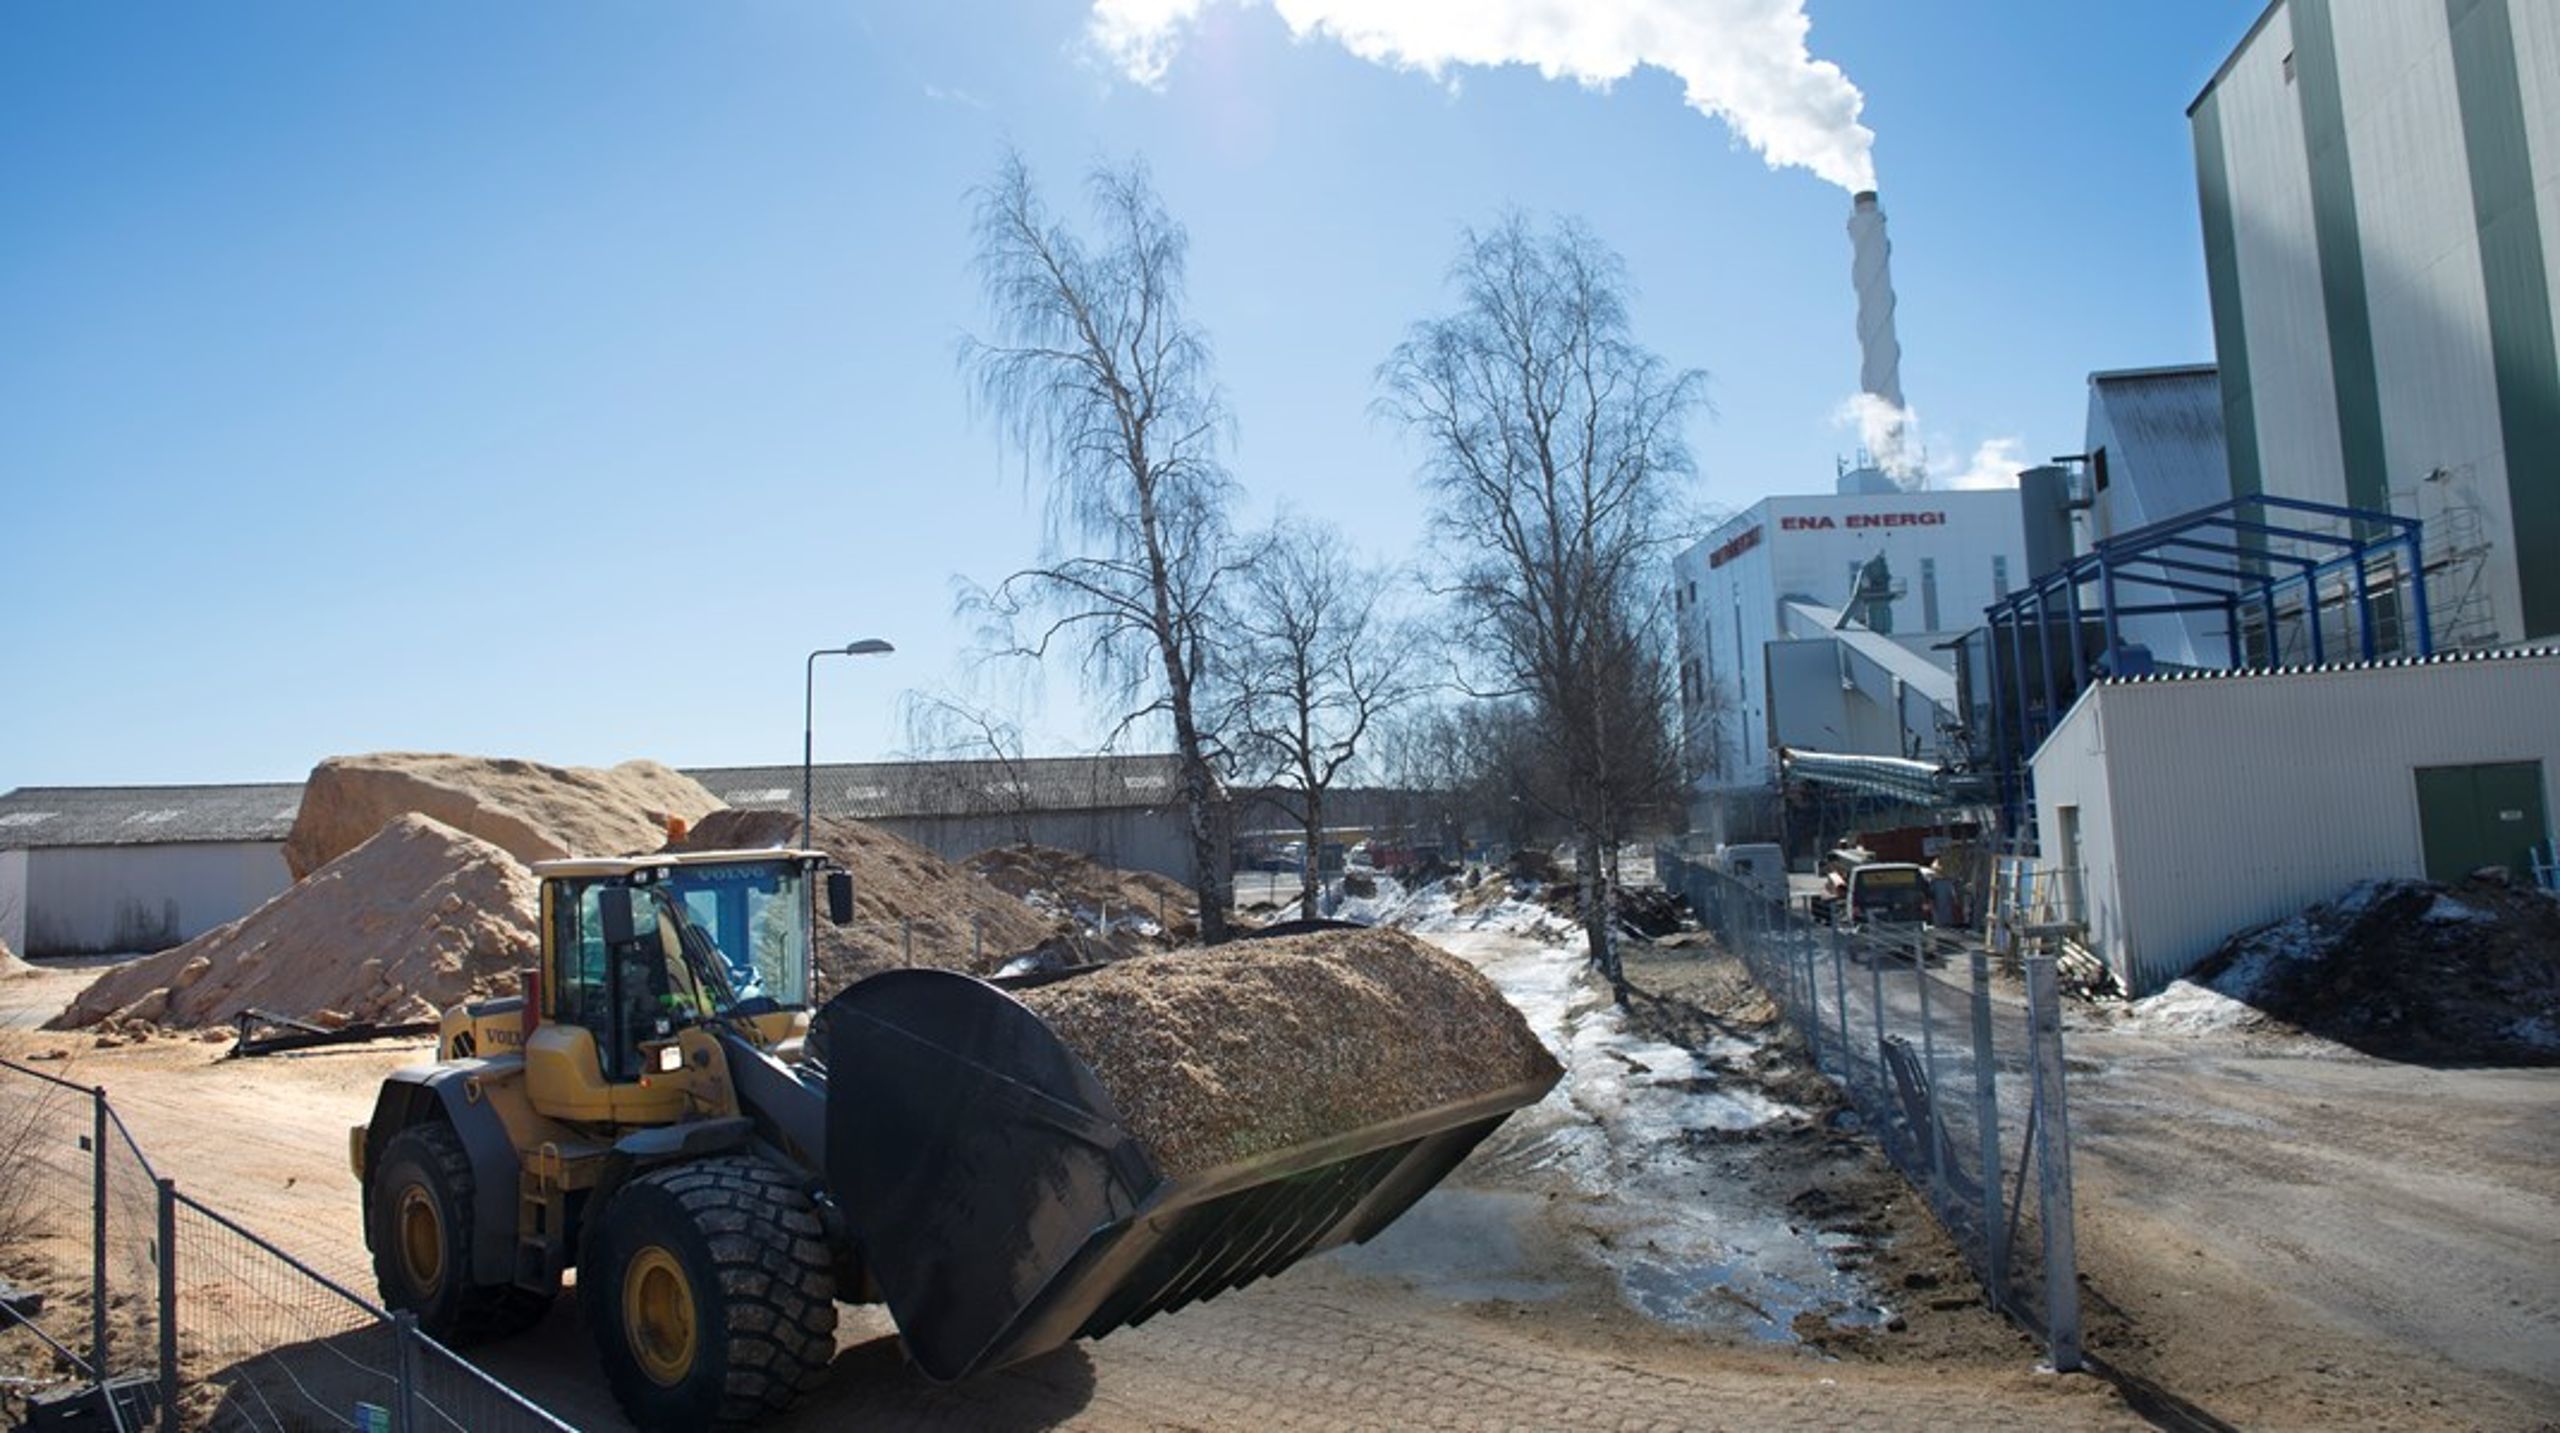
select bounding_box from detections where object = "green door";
[2415,761,2550,881]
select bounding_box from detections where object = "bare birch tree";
[960,152,1239,941]
[1380,214,1704,999]
[897,689,1040,848]
[1228,518,1417,916]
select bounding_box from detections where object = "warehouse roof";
[2092,644,2558,689]
[683,754,1205,821]
[0,753,1206,851]
[0,783,306,850]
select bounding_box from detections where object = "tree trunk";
[1580,831,1624,1004]
[1178,746,1230,946]
[1299,790,1324,920]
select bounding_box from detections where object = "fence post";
[91,1085,110,1382]
[1969,948,2008,1306]
[1830,925,1852,1084]
[156,1180,177,1433]
[1916,927,1946,1196]
[1796,931,1820,1064]
[392,1310,420,1433]
[971,914,982,968]
[901,918,913,962]
[2023,956,2084,1372]
[1869,938,1889,1100]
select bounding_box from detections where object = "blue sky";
[2,1,2262,786]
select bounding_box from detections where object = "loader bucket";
[821,966,1556,1383]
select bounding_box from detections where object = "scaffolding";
[1978,494,2431,839]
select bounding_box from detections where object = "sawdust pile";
[1014,928,1561,1177]
[0,935,29,977]
[54,815,537,1031]
[968,843,1200,946]
[285,752,723,878]
[675,810,1054,992]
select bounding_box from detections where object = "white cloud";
[924,83,990,110]
[1940,436,2026,490]
[1085,0,1877,192]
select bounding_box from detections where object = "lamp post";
[804,639,894,844]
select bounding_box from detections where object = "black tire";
[368,1123,557,1344]
[580,1157,837,1431]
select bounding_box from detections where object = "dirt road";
[2064,1016,2560,1431]
[0,943,2139,1431]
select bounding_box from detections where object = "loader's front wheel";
[368,1124,556,1344]
[582,1157,837,1431]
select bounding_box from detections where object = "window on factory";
[2091,446,2110,493]
[1992,555,2010,599]
[1921,557,1941,630]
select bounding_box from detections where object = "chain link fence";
[0,1058,573,1431]
[1657,847,2085,1370]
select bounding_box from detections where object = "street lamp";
[804,639,894,844]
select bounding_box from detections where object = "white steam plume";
[1835,391,1922,482]
[1941,436,2026,490]
[1831,396,2024,491]
[1087,0,1878,193]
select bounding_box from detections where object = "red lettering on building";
[1708,525,1764,569]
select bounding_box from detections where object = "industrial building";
[1671,483,2027,839]
[2029,647,2558,995]
[2078,364,2233,668]
[1,753,1216,958]
[687,753,1222,888]
[0,784,300,957]
[2191,0,2558,647]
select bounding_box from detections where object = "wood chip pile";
[285,752,722,878]
[675,810,1057,992]
[1013,927,1561,1177]
[968,842,1201,947]
[53,815,536,1031]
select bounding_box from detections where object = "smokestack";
[1846,190,1912,480]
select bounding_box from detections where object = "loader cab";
[528,851,846,1120]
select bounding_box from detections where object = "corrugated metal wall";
[2035,655,2560,994]
[21,842,292,957]
[0,849,27,956]
[875,808,1208,890]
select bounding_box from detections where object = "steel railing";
[0,1058,573,1432]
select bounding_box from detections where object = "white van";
[1710,843,1788,905]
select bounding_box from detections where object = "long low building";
[0,784,302,958]
[2030,647,2557,995]
[1,754,1220,958]
[685,754,1224,889]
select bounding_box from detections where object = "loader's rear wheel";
[581,1157,837,1431]
[368,1124,557,1344]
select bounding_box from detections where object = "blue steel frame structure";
[1981,494,2430,839]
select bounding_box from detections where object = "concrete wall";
[17,841,292,957]
[2033,654,2560,994]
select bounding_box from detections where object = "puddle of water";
[1325,1187,1568,1304]
[1422,929,1900,1347]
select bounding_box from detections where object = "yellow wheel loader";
[354,848,1558,1429]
